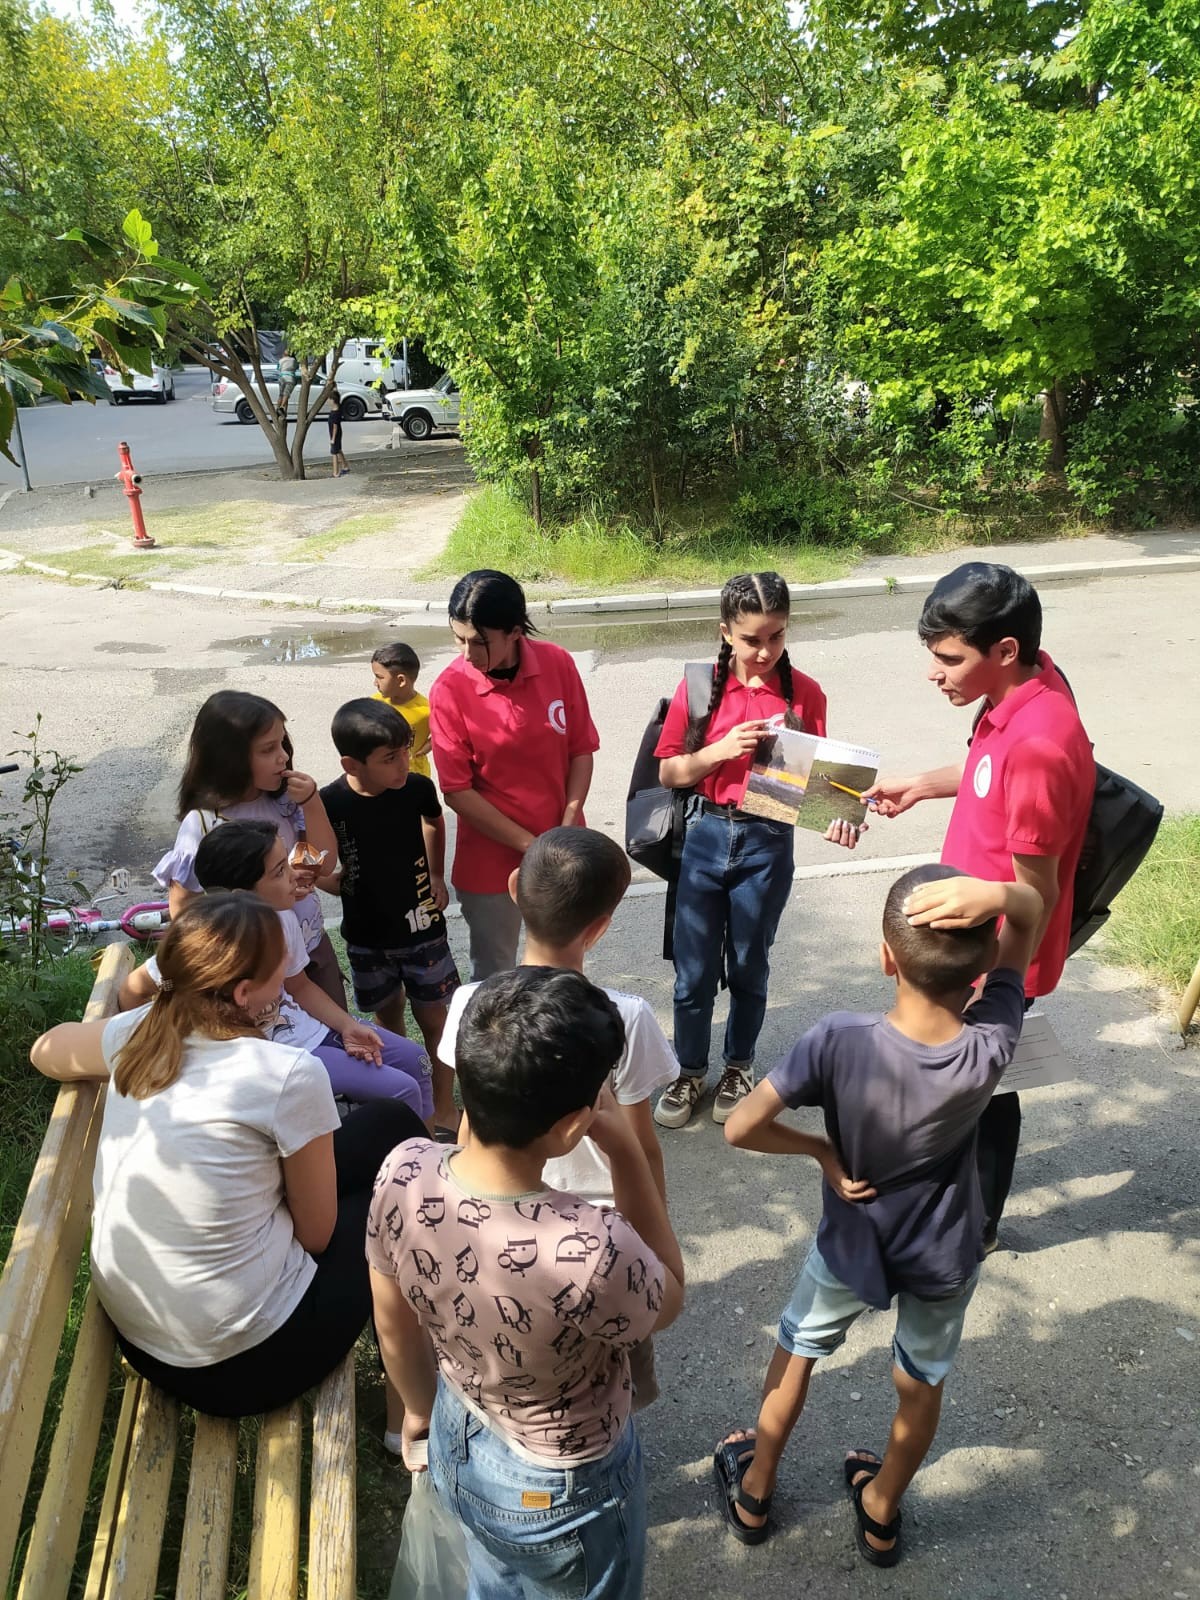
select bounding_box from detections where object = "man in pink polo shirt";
[429,570,600,980]
[865,563,1094,1249]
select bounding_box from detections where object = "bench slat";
[99,1378,180,1599]
[175,1413,239,1600]
[307,1352,357,1600]
[248,1402,303,1600]
[0,946,130,1585]
[16,1288,117,1600]
[82,1372,140,1600]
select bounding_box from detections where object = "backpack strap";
[662,662,719,961]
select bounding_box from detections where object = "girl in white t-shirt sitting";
[29,893,423,1419]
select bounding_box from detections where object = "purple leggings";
[313,1026,433,1122]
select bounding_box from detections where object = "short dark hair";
[448,569,538,636]
[194,820,279,892]
[882,864,998,997]
[372,641,420,678]
[918,562,1042,665]
[516,828,631,947]
[455,967,625,1148]
[331,698,412,762]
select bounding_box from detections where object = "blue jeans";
[429,1380,646,1600]
[671,803,795,1077]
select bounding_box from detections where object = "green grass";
[1101,814,1200,994]
[425,485,856,589]
[295,511,397,561]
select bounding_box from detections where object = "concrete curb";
[3,547,1199,616]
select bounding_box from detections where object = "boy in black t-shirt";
[321,699,461,1131]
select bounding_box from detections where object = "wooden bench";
[0,943,358,1600]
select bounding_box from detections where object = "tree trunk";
[1039,381,1068,472]
[530,464,542,528]
[648,453,663,539]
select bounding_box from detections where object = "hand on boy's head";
[341,1019,384,1065]
[903,875,998,931]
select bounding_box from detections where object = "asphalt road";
[1,368,398,488]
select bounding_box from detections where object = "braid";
[776,649,804,732]
[686,640,733,752]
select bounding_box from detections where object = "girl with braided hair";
[652,572,835,1128]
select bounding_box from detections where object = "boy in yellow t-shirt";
[370,642,432,778]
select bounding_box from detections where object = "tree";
[1,210,203,465]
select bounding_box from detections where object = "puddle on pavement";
[210,599,917,668]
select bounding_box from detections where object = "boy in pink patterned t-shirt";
[369,967,685,1598]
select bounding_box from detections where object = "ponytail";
[113,894,286,1099]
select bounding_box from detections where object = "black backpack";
[971,670,1162,955]
[1067,763,1162,954]
[625,662,712,881]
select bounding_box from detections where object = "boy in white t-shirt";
[437,825,679,1403]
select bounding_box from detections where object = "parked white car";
[381,374,461,440]
[209,373,384,424]
[104,362,176,404]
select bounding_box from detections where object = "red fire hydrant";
[116,440,156,549]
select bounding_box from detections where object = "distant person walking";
[327,388,348,477]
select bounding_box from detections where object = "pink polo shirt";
[654,663,828,807]
[941,652,1094,998]
[429,637,600,894]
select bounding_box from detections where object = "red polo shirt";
[654,663,828,807]
[941,652,1094,998]
[429,637,600,894]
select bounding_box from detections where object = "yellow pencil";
[826,779,865,800]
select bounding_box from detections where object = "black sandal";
[713,1435,772,1546]
[844,1453,902,1567]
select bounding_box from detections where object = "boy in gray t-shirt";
[713,865,1043,1568]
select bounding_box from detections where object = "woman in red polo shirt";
[429,569,600,980]
[653,571,837,1130]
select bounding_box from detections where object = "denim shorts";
[429,1379,646,1599]
[778,1244,979,1387]
[346,933,459,1009]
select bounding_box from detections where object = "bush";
[725,471,865,547]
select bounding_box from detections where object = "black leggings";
[116,1100,424,1417]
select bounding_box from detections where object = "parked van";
[332,339,408,389]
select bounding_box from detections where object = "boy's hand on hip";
[343,1020,384,1065]
[429,875,450,911]
[818,1141,876,1203]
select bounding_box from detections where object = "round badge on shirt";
[547,699,567,734]
[973,753,993,798]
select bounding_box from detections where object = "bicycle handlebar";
[0,764,18,775]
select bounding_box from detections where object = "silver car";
[209,372,383,423]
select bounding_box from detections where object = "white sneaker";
[654,1076,705,1128]
[712,1064,754,1124]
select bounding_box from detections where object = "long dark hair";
[685,571,803,753]
[177,691,289,818]
[448,570,539,636]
